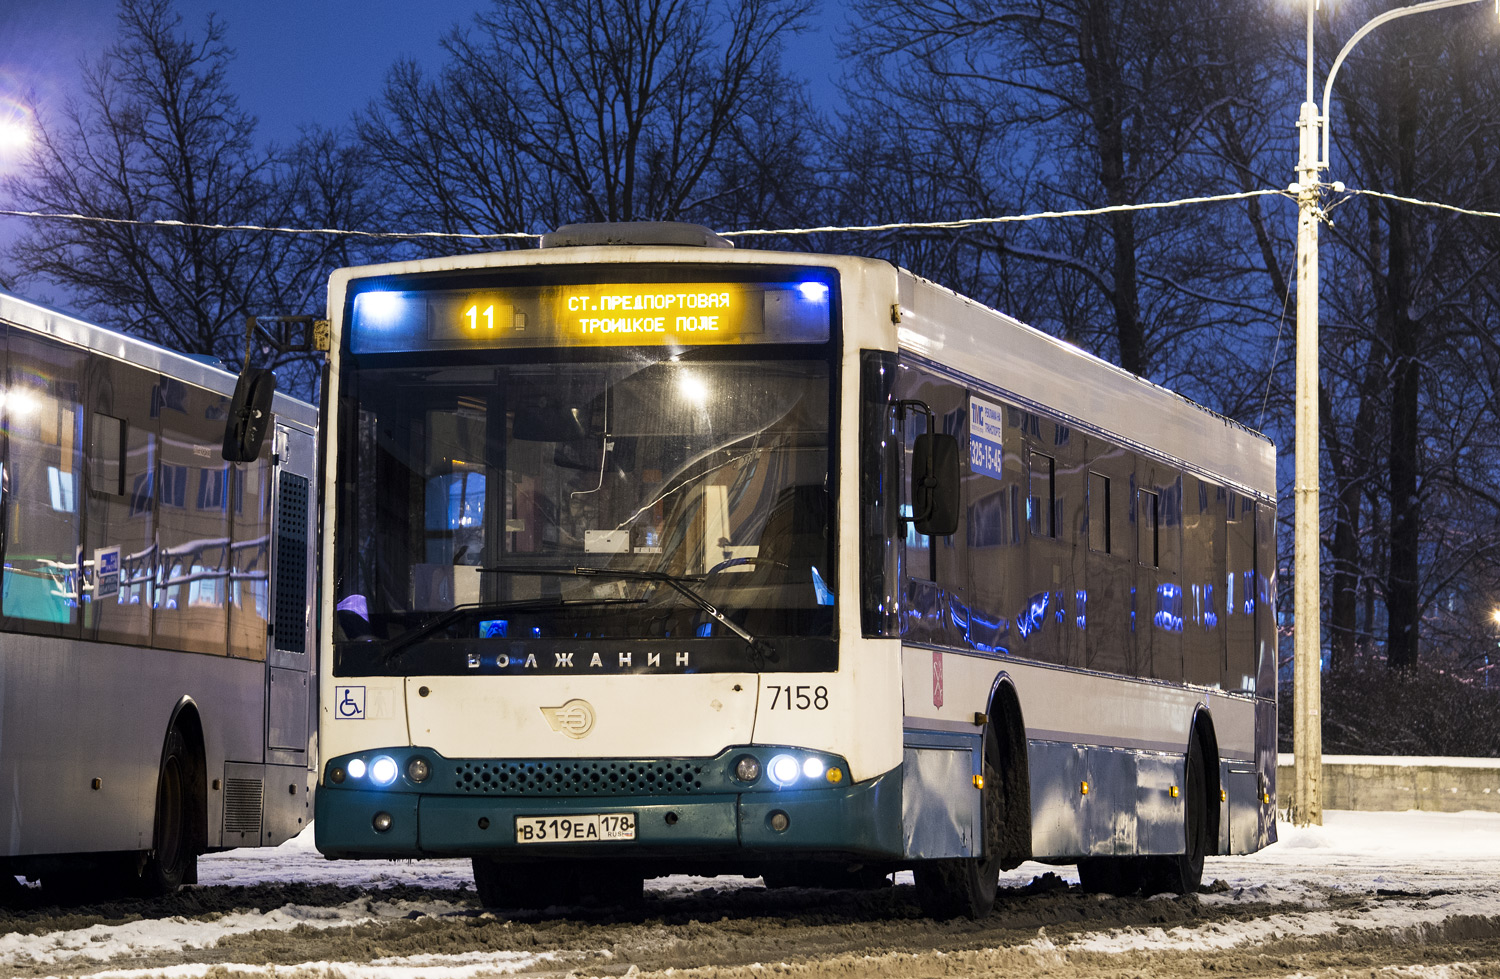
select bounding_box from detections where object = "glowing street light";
[1289,0,1498,829]
[0,116,31,153]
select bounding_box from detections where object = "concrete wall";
[1276,753,1500,812]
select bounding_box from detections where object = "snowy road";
[5,810,1500,978]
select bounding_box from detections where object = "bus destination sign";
[348,276,831,353]
[434,283,753,346]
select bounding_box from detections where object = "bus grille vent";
[274,473,310,655]
[454,760,707,795]
[223,778,264,835]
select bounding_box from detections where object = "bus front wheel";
[913,726,1004,919]
[139,728,197,895]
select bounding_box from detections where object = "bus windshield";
[333,350,835,674]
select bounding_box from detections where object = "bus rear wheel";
[1144,740,1207,895]
[1077,741,1207,897]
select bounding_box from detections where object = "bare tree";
[359,0,817,243]
[1318,1,1500,671]
[1,0,369,393]
[838,0,1288,398]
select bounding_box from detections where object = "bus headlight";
[370,755,399,787]
[801,757,825,780]
[347,758,367,780]
[407,757,431,783]
[768,754,800,788]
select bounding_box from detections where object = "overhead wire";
[0,209,539,241]
[2,186,1498,243]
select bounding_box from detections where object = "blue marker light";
[352,291,407,329]
[796,281,829,302]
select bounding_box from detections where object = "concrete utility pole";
[1291,0,1322,826]
[1289,0,1496,829]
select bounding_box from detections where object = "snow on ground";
[1066,809,1500,955]
[12,810,1500,978]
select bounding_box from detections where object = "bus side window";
[153,383,231,655]
[84,357,158,647]
[2,330,86,636]
[227,452,272,659]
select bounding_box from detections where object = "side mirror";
[912,432,960,536]
[222,367,277,463]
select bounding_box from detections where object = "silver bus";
[315,223,1277,918]
[0,291,318,898]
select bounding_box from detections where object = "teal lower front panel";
[315,748,903,863]
[315,787,420,856]
[738,774,903,853]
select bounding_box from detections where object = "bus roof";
[326,240,1274,498]
[0,289,317,428]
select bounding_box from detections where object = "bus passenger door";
[262,423,316,840]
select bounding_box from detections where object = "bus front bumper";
[314,748,902,862]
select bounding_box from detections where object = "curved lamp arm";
[1320,0,1494,169]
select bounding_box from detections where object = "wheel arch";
[984,673,1032,868]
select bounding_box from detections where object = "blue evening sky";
[1,0,845,158]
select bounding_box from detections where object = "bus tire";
[912,725,1004,919]
[138,728,196,895]
[1143,738,1208,895]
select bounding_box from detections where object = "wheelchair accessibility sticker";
[335,686,366,720]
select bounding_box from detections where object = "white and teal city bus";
[315,223,1277,918]
[0,291,318,898]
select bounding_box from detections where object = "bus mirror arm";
[897,400,961,537]
[222,368,278,463]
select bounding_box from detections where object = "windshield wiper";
[375,596,644,665]
[482,564,777,666]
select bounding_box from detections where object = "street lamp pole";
[1289,0,1496,829]
[1291,0,1322,829]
